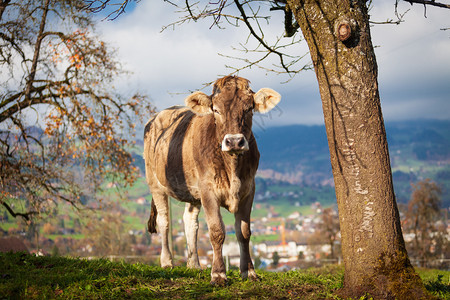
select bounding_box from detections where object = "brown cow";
[143,76,280,285]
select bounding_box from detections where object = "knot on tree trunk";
[337,22,351,41]
[335,17,359,47]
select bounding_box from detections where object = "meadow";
[0,252,448,299]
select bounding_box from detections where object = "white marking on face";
[221,133,249,153]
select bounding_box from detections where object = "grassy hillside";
[1,252,448,299]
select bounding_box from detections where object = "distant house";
[254,241,299,258]
[106,182,117,188]
[254,240,331,261]
[0,237,29,253]
[288,211,301,220]
[136,197,146,205]
[223,241,240,257]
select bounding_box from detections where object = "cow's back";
[144,106,201,203]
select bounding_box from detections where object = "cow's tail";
[147,199,158,234]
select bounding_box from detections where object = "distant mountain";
[254,124,330,185]
[133,120,449,206]
[386,120,450,161]
[254,120,450,205]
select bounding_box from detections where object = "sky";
[96,1,450,128]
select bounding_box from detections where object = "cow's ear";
[253,88,281,113]
[185,91,213,115]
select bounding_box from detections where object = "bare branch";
[403,0,450,9]
[208,0,228,29]
[83,0,137,20]
[0,0,12,21]
[24,0,50,102]
[233,0,291,73]
[0,32,26,61]
[185,0,197,20]
[0,199,37,221]
[159,1,310,80]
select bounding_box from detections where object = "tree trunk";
[286,0,427,298]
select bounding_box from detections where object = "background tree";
[84,0,448,297]
[318,207,340,260]
[271,251,280,268]
[254,256,262,269]
[0,0,153,221]
[82,211,131,256]
[404,179,447,267]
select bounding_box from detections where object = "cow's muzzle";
[221,134,249,154]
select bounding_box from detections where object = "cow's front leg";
[154,193,173,268]
[183,202,201,269]
[202,197,227,285]
[235,190,259,281]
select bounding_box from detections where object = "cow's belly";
[162,168,202,204]
[147,107,201,204]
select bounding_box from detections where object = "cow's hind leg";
[235,189,258,281]
[153,193,173,268]
[183,202,201,269]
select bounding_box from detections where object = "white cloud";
[96,1,450,126]
[371,1,450,122]
[98,2,247,108]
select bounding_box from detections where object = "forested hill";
[253,120,450,205]
[254,119,450,171]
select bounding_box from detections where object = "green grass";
[0,252,448,299]
[251,234,280,243]
[46,233,85,240]
[124,215,145,230]
[0,222,18,231]
[417,268,450,299]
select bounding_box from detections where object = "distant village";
[1,192,340,271]
[1,182,448,271]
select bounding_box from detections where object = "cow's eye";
[213,107,221,115]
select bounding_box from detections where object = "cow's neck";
[221,152,243,180]
[220,151,244,213]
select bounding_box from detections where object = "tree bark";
[286,0,426,298]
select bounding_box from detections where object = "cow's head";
[185,76,281,155]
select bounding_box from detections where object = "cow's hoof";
[249,273,260,282]
[160,256,173,269]
[210,272,228,286]
[210,278,228,287]
[241,270,260,281]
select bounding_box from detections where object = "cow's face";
[185,76,281,155]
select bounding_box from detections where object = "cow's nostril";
[238,138,245,148]
[225,139,232,147]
